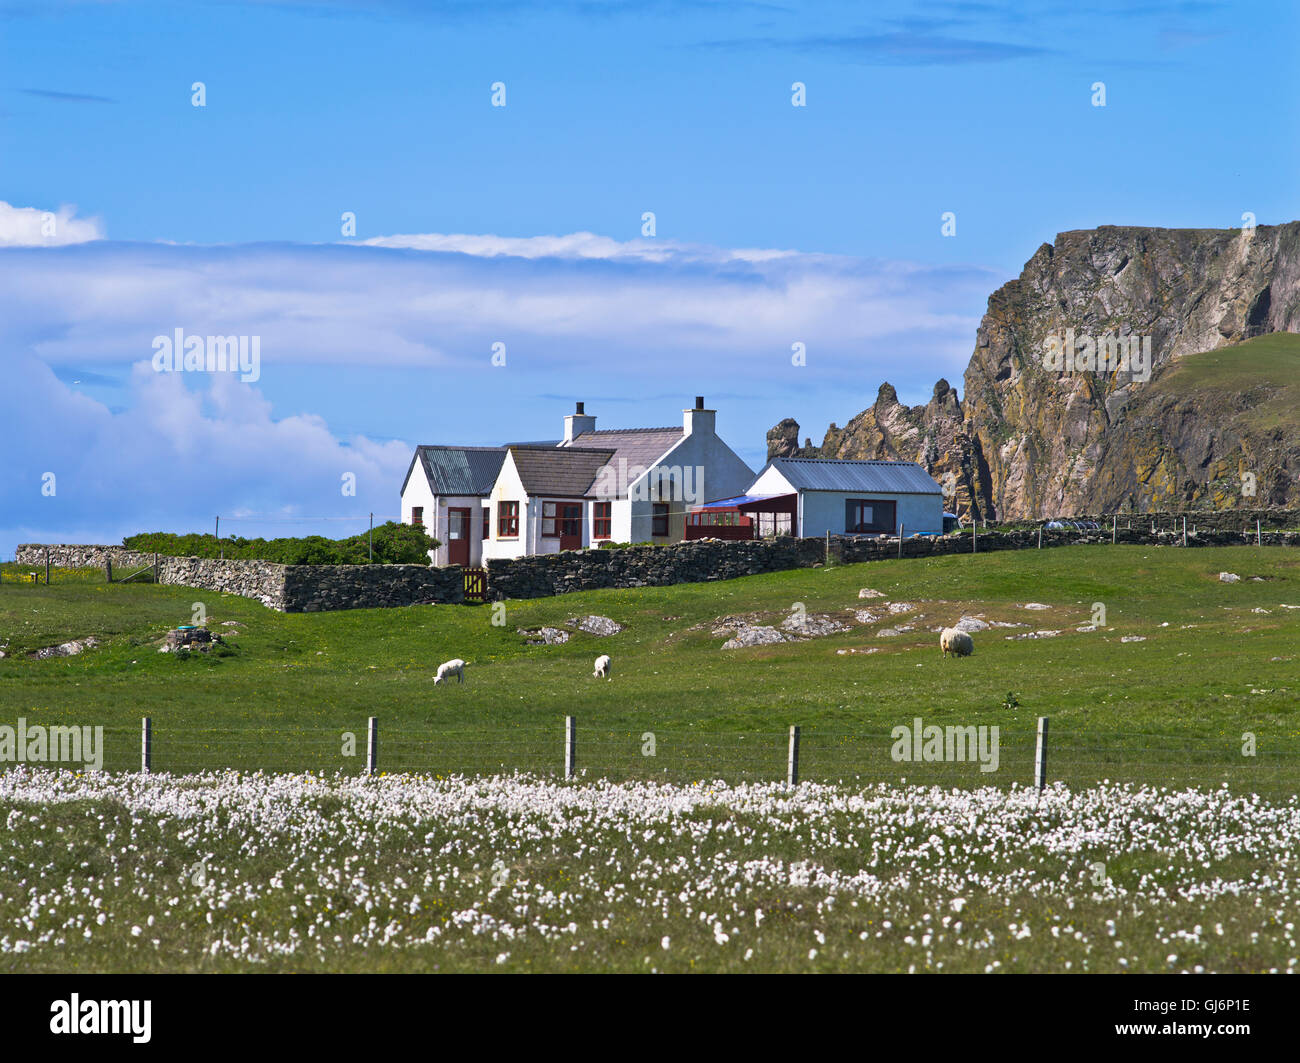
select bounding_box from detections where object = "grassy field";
[2,543,1299,973]
[1,544,1298,789]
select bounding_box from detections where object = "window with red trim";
[411,506,424,526]
[482,507,490,540]
[498,500,519,538]
[593,502,612,539]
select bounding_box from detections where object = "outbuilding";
[691,457,944,539]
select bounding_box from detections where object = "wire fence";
[9,720,1297,799]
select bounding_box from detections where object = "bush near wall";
[122,522,439,565]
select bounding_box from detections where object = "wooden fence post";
[105,558,112,583]
[1182,516,1187,548]
[1112,515,1117,545]
[1037,525,1042,549]
[1257,519,1262,546]
[972,521,977,554]
[45,548,50,586]
[564,716,576,780]
[141,717,152,773]
[153,552,159,584]
[787,725,800,785]
[366,716,378,776]
[898,524,904,558]
[1034,717,1049,792]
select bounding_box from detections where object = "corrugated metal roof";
[414,446,508,496]
[767,457,942,495]
[509,445,616,498]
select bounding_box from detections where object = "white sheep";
[593,654,611,680]
[434,658,466,684]
[939,628,974,658]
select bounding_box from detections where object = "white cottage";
[404,397,755,562]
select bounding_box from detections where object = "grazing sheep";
[434,658,466,684]
[593,654,611,680]
[939,628,974,658]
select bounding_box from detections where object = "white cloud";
[1,353,410,557]
[0,201,103,247]
[0,232,995,377]
[361,230,805,264]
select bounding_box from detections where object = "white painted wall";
[483,454,529,562]
[400,470,438,563]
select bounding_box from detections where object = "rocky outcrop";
[816,380,992,521]
[765,417,822,460]
[774,222,1300,519]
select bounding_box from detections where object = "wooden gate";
[463,566,487,602]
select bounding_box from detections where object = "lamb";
[593,654,611,680]
[939,628,974,658]
[434,658,466,684]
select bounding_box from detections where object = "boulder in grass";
[566,615,624,636]
[1219,572,1241,584]
[780,614,850,637]
[721,626,790,649]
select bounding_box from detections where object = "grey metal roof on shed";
[767,457,942,495]
[508,445,616,498]
[412,445,507,496]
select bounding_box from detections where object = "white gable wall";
[618,421,755,543]
[483,454,530,562]
[400,469,439,563]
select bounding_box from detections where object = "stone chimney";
[683,395,715,436]
[563,400,596,444]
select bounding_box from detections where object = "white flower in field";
[661,936,670,950]
[808,948,817,960]
[130,925,142,937]
[1166,954,1177,964]
[496,952,510,964]
[951,898,966,913]
[744,949,753,961]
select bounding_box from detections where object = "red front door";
[448,507,471,566]
[558,503,583,550]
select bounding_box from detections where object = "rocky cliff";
[773,223,1300,519]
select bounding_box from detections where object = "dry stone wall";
[13,545,463,611]
[18,518,1300,610]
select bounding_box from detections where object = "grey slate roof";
[766,457,942,495]
[509,445,616,498]
[403,445,507,497]
[568,428,684,498]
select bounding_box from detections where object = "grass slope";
[2,545,1298,791]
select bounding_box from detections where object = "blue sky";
[2,0,1296,556]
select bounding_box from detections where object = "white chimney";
[683,395,714,436]
[563,400,596,444]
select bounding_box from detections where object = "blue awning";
[695,493,788,510]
